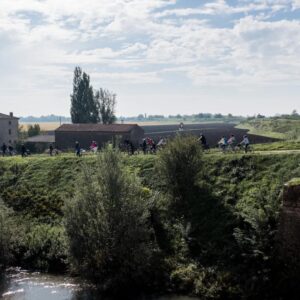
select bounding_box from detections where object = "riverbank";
[1,268,199,300]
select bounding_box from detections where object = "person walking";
[8,144,14,156]
[1,143,7,157]
[21,144,26,157]
[75,141,81,157]
[49,144,54,156]
[199,133,208,150]
[142,139,147,155]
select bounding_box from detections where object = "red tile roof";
[55,123,141,133]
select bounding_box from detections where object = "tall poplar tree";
[70,67,99,123]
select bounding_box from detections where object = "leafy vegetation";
[0,200,12,269]
[0,143,300,298]
[27,124,41,137]
[64,149,160,291]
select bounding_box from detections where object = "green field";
[236,118,300,140]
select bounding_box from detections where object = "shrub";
[23,224,67,272]
[233,188,281,298]
[156,135,203,219]
[0,200,12,268]
[64,148,159,292]
[171,263,238,299]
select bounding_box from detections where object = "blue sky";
[0,0,300,117]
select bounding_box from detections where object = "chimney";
[9,112,13,118]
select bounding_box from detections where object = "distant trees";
[27,124,41,137]
[70,67,116,124]
[95,88,117,124]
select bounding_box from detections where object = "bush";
[0,200,12,268]
[233,188,281,298]
[64,148,160,292]
[156,135,203,219]
[171,263,238,299]
[22,224,67,272]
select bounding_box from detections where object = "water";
[0,268,198,300]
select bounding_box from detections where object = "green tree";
[156,135,204,220]
[64,148,157,291]
[95,88,117,124]
[27,124,41,137]
[0,200,12,268]
[70,67,99,123]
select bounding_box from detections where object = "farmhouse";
[0,112,19,146]
[55,123,144,150]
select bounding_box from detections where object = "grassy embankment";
[1,148,300,297]
[0,152,299,242]
[1,150,300,223]
[236,118,300,140]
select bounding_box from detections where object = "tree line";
[70,66,116,124]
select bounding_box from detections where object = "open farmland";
[142,123,279,146]
[20,122,62,131]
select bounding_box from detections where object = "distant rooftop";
[56,123,141,133]
[0,112,19,119]
[25,135,55,143]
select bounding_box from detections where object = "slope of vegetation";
[236,118,300,140]
[0,145,300,298]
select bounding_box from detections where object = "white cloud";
[0,0,299,116]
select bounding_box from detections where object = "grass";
[253,141,300,151]
[286,178,300,187]
[235,123,286,139]
[236,118,300,140]
[0,150,300,223]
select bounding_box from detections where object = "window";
[8,121,11,125]
[8,129,11,135]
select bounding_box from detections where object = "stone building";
[0,112,19,146]
[55,123,144,150]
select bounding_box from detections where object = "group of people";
[218,135,250,153]
[142,138,156,154]
[1,143,15,157]
[142,137,167,154]
[198,133,250,153]
[1,133,251,158]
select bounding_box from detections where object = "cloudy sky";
[0,0,300,117]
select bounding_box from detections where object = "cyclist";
[218,136,228,152]
[228,135,237,151]
[240,135,250,153]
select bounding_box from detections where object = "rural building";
[55,123,144,150]
[0,112,19,146]
[25,134,55,153]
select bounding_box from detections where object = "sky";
[0,0,300,117]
